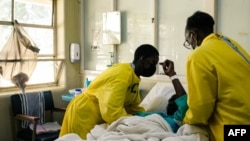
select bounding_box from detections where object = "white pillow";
[140,82,187,114]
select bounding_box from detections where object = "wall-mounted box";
[70,43,80,62]
[103,11,121,44]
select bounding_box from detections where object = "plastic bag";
[0,20,40,81]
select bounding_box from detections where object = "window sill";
[0,85,65,95]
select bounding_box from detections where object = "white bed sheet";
[87,113,209,141]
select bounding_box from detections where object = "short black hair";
[186,11,214,34]
[133,44,159,62]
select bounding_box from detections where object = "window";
[0,0,62,89]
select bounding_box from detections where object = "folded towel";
[19,91,45,128]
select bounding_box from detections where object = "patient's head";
[133,44,159,77]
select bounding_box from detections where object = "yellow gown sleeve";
[183,51,217,124]
[93,64,144,124]
[125,90,145,114]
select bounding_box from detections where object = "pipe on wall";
[153,0,158,49]
[111,0,118,65]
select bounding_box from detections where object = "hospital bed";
[56,78,209,141]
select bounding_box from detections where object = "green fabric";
[174,94,188,121]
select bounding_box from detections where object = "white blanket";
[87,114,209,141]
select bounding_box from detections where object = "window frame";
[0,0,63,91]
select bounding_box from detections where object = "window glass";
[28,61,55,84]
[0,25,12,51]
[0,60,61,87]
[24,27,54,55]
[0,0,12,21]
[14,0,53,25]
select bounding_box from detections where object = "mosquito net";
[0,20,40,90]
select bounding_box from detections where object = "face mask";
[142,65,156,77]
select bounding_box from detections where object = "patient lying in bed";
[136,94,188,133]
[86,58,191,140]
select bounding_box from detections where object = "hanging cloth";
[0,20,40,81]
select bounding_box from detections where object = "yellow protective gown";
[183,33,250,141]
[59,63,145,139]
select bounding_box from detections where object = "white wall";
[216,0,250,53]
[157,0,214,75]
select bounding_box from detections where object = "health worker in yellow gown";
[59,44,159,139]
[182,11,250,141]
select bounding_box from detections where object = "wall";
[216,0,250,53]
[81,0,215,76]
